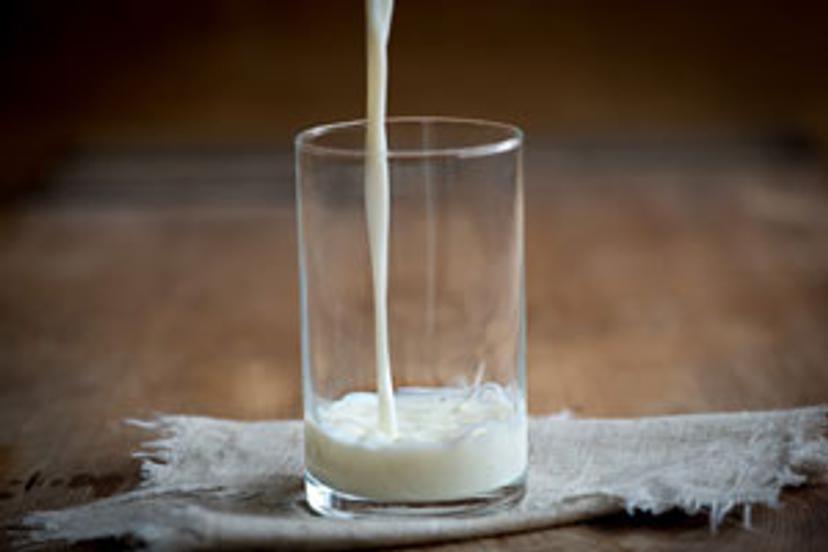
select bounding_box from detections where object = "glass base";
[304,471,526,518]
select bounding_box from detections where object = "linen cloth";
[23,406,828,551]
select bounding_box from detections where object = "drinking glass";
[295,116,527,517]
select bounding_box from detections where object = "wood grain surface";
[1,142,827,550]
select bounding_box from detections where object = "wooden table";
[2,140,827,550]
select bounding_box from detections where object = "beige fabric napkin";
[23,406,828,551]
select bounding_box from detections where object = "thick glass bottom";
[304,471,526,518]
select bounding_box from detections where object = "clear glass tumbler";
[295,117,527,517]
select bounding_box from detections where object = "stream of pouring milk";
[305,0,527,501]
[364,0,397,437]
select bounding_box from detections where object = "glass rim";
[295,116,523,159]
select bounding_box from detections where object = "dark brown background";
[4,0,828,197]
[2,1,828,550]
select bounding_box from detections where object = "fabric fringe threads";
[20,406,828,551]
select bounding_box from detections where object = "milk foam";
[305,385,527,501]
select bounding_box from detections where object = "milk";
[306,386,527,501]
[305,0,527,502]
[365,0,397,436]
